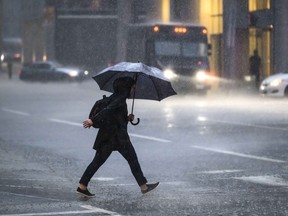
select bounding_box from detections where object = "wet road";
[1,77,288,216]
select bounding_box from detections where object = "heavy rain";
[1,1,288,216]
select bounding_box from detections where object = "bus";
[127,23,211,94]
[1,38,23,63]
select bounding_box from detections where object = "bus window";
[154,41,207,57]
[182,42,207,57]
[155,41,181,56]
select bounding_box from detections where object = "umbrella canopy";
[93,62,177,101]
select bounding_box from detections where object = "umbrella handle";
[130,117,140,125]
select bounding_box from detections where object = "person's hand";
[127,114,134,122]
[83,119,93,128]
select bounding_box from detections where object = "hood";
[263,72,288,83]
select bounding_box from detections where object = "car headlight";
[270,79,282,87]
[163,69,178,80]
[1,54,4,62]
[68,70,79,77]
[195,70,208,82]
[84,70,89,75]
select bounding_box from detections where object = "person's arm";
[83,119,93,128]
[86,97,123,128]
[84,107,114,128]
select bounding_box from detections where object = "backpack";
[89,95,112,128]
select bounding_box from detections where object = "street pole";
[116,0,132,62]
[223,0,237,80]
[223,0,249,81]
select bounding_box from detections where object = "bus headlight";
[163,69,178,80]
[195,70,208,82]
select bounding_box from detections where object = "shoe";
[141,182,159,194]
[77,187,95,197]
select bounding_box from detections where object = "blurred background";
[0,0,287,92]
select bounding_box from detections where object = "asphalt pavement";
[1,70,288,216]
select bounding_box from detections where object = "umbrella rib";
[98,72,118,90]
[100,71,128,90]
[150,76,161,101]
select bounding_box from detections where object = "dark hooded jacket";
[92,77,135,151]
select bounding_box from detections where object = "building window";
[199,0,223,35]
[211,0,223,34]
[249,0,270,11]
[249,0,271,76]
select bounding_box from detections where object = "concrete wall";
[223,0,249,80]
[272,0,288,73]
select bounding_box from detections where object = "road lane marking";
[191,145,287,163]
[0,205,122,216]
[93,177,117,181]
[0,184,44,189]
[208,119,288,131]
[129,133,171,143]
[81,205,122,216]
[196,170,243,174]
[49,118,82,127]
[91,180,183,187]
[49,118,171,143]
[233,175,288,187]
[0,191,63,202]
[1,107,30,116]
[0,178,69,182]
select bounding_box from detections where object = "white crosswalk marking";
[1,107,30,116]
[191,145,287,163]
[0,205,122,216]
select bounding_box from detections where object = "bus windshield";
[2,38,22,53]
[155,41,207,57]
[1,38,22,62]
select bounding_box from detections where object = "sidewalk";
[205,76,261,98]
[0,62,21,81]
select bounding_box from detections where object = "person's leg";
[255,73,260,88]
[79,146,112,189]
[118,143,148,186]
[118,143,159,193]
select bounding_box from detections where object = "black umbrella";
[93,62,177,125]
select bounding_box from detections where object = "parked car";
[19,61,89,82]
[259,72,288,96]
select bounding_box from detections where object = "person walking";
[7,58,13,79]
[249,49,261,88]
[77,77,159,197]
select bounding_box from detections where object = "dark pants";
[255,73,260,88]
[7,62,13,79]
[79,142,147,187]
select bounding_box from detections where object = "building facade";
[1,0,288,84]
[148,0,288,81]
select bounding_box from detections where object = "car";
[19,61,89,82]
[259,72,288,96]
